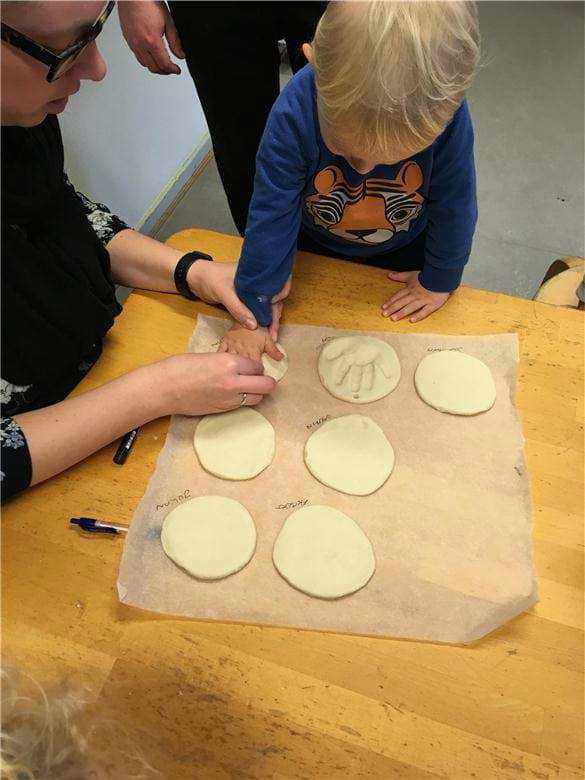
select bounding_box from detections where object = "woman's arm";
[106,228,183,291]
[13,352,275,490]
[106,229,263,330]
[14,363,163,486]
[67,177,264,327]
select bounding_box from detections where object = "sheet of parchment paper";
[118,315,537,643]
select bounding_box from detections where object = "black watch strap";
[174,251,213,300]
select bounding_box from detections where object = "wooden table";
[3,230,583,778]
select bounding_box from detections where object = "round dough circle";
[161,496,256,580]
[318,335,400,403]
[304,414,394,496]
[415,350,496,415]
[262,343,288,382]
[272,505,375,599]
[194,407,275,480]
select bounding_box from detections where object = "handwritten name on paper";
[427,346,464,352]
[156,488,191,512]
[275,499,308,511]
[317,336,335,350]
[306,414,331,430]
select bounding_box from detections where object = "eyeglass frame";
[0,0,115,83]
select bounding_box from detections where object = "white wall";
[60,12,208,228]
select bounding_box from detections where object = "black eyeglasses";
[0,1,115,83]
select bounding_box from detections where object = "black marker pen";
[113,427,140,465]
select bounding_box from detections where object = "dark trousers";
[169,1,327,236]
[298,228,427,273]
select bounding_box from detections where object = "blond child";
[221,0,480,360]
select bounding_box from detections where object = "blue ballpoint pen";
[70,517,129,535]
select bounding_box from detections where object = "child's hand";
[219,323,284,363]
[382,271,450,323]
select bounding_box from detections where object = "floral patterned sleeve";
[64,175,130,247]
[1,417,32,500]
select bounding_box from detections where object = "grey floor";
[155,1,584,300]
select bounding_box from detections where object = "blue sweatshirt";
[235,65,477,326]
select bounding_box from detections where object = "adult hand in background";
[118,1,184,76]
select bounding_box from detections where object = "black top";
[1,116,128,500]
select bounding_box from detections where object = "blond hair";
[312,0,480,158]
[1,668,159,779]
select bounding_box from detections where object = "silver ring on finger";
[239,392,247,407]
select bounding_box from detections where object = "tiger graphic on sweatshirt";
[304,161,424,244]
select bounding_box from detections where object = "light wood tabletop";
[3,229,583,778]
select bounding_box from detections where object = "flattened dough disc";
[415,350,496,415]
[304,414,394,495]
[272,505,375,599]
[194,407,275,480]
[262,343,288,381]
[318,335,400,403]
[161,496,256,580]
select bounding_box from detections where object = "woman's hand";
[16,352,276,488]
[187,261,258,330]
[118,1,184,76]
[382,271,450,322]
[154,352,277,416]
[107,231,260,331]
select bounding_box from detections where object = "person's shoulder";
[452,99,472,125]
[433,99,473,149]
[273,64,316,117]
[281,64,315,98]
[266,65,317,150]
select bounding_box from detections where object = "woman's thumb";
[225,293,257,330]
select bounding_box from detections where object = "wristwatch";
[173,251,213,300]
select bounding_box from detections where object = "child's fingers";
[381,288,410,310]
[383,292,416,317]
[390,300,423,321]
[388,287,412,303]
[409,304,435,323]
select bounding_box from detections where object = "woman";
[1,0,284,500]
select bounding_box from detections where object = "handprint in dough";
[319,336,401,403]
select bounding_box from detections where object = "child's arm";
[234,77,314,329]
[383,101,478,322]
